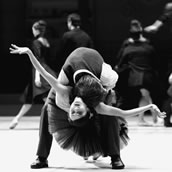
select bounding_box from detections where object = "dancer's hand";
[151,104,166,118]
[9,44,30,55]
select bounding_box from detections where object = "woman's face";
[69,97,88,121]
[32,27,39,37]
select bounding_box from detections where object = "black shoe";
[93,153,101,160]
[30,158,48,169]
[111,156,125,169]
[164,122,172,127]
[83,156,88,160]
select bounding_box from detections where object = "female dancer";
[9,20,56,129]
[115,19,160,126]
[9,45,165,169]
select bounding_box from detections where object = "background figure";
[145,2,172,127]
[114,19,161,126]
[9,20,56,129]
[58,13,94,69]
[162,73,172,127]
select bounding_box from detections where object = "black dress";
[115,38,160,108]
[116,39,158,90]
[21,38,56,104]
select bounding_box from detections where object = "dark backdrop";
[1,0,172,94]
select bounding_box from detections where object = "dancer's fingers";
[11,44,19,49]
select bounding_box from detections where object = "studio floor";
[0,115,172,172]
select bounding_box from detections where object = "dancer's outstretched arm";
[144,20,163,33]
[144,3,172,33]
[9,44,70,94]
[96,102,166,119]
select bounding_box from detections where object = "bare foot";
[9,118,18,129]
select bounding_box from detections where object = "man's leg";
[100,115,125,169]
[31,89,56,169]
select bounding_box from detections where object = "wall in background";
[1,0,172,95]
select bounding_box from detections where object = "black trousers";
[99,115,120,156]
[36,89,55,158]
[162,97,172,125]
[35,88,120,159]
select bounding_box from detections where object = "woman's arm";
[144,20,163,33]
[35,70,42,87]
[144,3,172,33]
[95,103,166,118]
[168,73,172,84]
[9,44,68,93]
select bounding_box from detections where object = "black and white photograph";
[1,0,172,172]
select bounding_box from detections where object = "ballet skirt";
[48,103,104,157]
